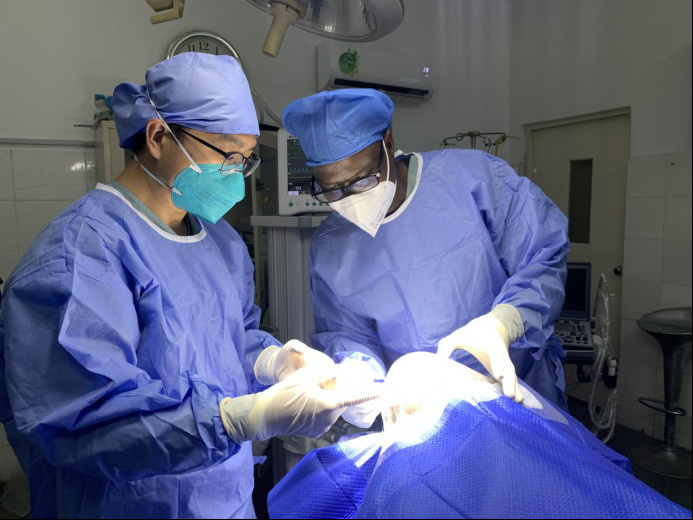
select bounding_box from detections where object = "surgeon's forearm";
[494,251,569,348]
[45,382,239,483]
[486,160,569,348]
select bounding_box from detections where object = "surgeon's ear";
[144,118,169,160]
[384,128,395,156]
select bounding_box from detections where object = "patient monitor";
[276,128,333,216]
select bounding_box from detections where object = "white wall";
[0,145,95,282]
[619,148,692,448]
[0,0,511,152]
[508,0,692,161]
[508,0,692,444]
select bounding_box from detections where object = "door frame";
[523,106,631,183]
[522,107,632,367]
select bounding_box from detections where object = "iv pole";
[440,131,519,155]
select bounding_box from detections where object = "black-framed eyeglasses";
[311,143,384,203]
[179,129,261,177]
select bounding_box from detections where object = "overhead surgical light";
[245,0,406,57]
[144,1,404,57]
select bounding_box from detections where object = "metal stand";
[250,215,327,344]
[629,307,692,479]
[439,131,519,155]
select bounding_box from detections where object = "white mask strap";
[383,141,393,184]
[133,154,182,196]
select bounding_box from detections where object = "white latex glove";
[334,358,384,428]
[254,339,334,386]
[219,366,382,443]
[437,304,525,403]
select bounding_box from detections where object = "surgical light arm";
[145,0,185,24]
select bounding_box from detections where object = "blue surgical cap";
[113,53,259,149]
[282,89,394,167]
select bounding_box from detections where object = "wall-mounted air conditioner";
[317,42,435,105]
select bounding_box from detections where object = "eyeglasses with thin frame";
[311,143,384,203]
[179,129,261,177]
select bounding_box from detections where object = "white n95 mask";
[328,142,396,238]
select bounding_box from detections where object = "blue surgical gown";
[0,184,276,518]
[310,150,570,407]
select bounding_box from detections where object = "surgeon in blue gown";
[0,55,378,519]
[281,88,571,426]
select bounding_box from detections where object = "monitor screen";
[277,128,332,215]
[286,137,312,196]
[560,262,591,320]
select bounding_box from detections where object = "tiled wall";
[0,143,96,482]
[618,151,692,450]
[0,145,96,284]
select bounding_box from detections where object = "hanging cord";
[588,274,619,443]
[251,86,283,128]
[254,95,267,127]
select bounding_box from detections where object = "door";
[526,110,630,357]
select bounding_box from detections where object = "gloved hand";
[334,358,384,428]
[254,339,334,386]
[437,304,525,403]
[220,366,382,443]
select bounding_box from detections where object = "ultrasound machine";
[554,262,595,363]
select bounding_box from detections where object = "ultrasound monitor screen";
[287,138,312,196]
[560,263,591,320]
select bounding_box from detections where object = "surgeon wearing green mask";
[0,53,379,519]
